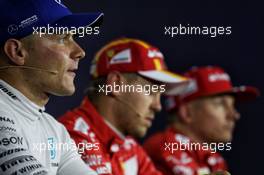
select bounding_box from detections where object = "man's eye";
[58,38,65,44]
[58,35,71,44]
[212,99,224,106]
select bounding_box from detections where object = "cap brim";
[54,12,104,28]
[138,70,186,83]
[231,86,260,102]
[197,85,260,102]
[138,70,189,95]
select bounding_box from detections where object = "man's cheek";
[48,50,68,66]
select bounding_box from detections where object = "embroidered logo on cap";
[148,50,164,59]
[208,73,230,82]
[7,25,19,35]
[109,49,132,65]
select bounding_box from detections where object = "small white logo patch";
[19,15,38,29]
[148,50,164,59]
[74,117,89,135]
[110,49,132,65]
[208,73,230,82]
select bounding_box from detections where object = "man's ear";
[4,39,27,65]
[178,103,193,124]
[106,71,122,97]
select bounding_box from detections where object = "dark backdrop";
[46,1,264,174]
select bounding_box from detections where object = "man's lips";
[224,123,235,131]
[67,68,77,77]
[144,116,154,127]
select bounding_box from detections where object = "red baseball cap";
[89,38,189,95]
[165,66,260,111]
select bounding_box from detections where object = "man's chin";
[51,87,75,96]
[212,135,232,143]
[62,88,75,96]
[220,132,233,142]
[132,128,148,138]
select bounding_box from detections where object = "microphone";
[0,66,59,75]
[114,96,143,118]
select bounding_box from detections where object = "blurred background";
[46,0,263,174]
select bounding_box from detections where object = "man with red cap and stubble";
[143,66,260,175]
[58,38,190,175]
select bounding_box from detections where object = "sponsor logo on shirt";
[51,162,59,167]
[0,126,16,132]
[0,84,19,100]
[74,117,90,135]
[28,170,47,175]
[83,154,103,166]
[96,163,112,174]
[11,163,45,174]
[0,137,23,146]
[0,148,26,159]
[47,137,56,160]
[0,155,37,172]
[82,154,112,174]
[0,116,15,124]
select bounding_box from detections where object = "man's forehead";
[42,33,74,38]
[194,93,235,103]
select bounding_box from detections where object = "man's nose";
[70,40,85,60]
[227,106,240,121]
[151,93,162,113]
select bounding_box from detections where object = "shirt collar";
[0,80,45,120]
[80,97,125,147]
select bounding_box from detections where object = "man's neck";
[92,96,126,136]
[103,119,126,139]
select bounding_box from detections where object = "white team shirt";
[0,80,97,175]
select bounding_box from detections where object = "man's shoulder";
[58,107,86,124]
[147,127,190,144]
[0,98,13,113]
[58,109,97,142]
[142,129,174,158]
[59,107,89,123]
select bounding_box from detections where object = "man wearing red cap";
[143,66,260,175]
[58,38,189,175]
